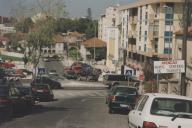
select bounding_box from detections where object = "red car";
[0,62,15,69]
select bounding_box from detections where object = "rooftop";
[53,34,64,43]
[82,37,106,48]
[119,0,184,11]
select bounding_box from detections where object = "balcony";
[129,16,137,25]
[128,31,137,38]
[128,44,136,53]
[148,25,159,41]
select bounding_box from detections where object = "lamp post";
[181,0,191,96]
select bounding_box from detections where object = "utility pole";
[181,0,191,96]
[94,24,97,62]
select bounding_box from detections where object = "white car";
[128,93,192,128]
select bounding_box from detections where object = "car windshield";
[113,87,137,95]
[0,87,9,96]
[150,98,192,119]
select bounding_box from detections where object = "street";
[0,89,128,128]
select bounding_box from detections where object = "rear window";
[17,87,30,95]
[0,87,9,96]
[32,85,49,89]
[150,98,192,118]
[104,75,128,81]
[113,87,137,95]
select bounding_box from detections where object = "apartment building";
[98,5,122,72]
[119,0,184,80]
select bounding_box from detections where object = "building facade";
[118,0,184,80]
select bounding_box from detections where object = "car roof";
[145,93,192,101]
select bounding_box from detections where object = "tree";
[26,17,57,76]
[15,18,33,33]
[55,18,98,38]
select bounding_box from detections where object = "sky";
[0,0,134,19]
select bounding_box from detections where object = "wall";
[1,51,24,58]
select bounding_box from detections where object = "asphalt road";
[0,89,129,128]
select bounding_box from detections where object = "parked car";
[103,74,140,89]
[107,85,139,114]
[16,86,35,107]
[48,70,59,77]
[128,93,192,128]
[0,62,15,69]
[0,84,27,120]
[31,76,62,89]
[8,79,35,108]
[31,83,54,101]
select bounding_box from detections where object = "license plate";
[120,104,128,108]
[37,90,43,92]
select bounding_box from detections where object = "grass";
[0,54,23,61]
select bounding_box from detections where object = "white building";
[0,24,16,35]
[98,5,122,72]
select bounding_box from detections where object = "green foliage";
[88,47,106,60]
[15,18,33,33]
[0,55,22,61]
[26,17,57,65]
[68,48,81,60]
[56,18,98,38]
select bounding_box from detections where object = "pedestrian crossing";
[53,90,107,99]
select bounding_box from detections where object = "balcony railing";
[128,31,137,38]
[128,44,136,53]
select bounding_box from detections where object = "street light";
[164,5,173,60]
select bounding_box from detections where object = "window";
[164,38,172,42]
[164,48,172,54]
[144,31,147,41]
[144,44,147,52]
[134,95,145,110]
[164,31,172,37]
[165,6,173,25]
[145,12,148,25]
[165,14,173,19]
[139,46,141,50]
[138,95,149,111]
[150,98,192,119]
[164,31,172,43]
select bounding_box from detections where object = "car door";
[128,95,149,128]
[9,87,21,110]
[128,95,144,128]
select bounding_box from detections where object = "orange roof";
[0,36,9,42]
[53,34,64,43]
[175,26,192,36]
[82,38,106,48]
[68,31,84,37]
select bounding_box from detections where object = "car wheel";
[108,108,114,114]
[127,118,131,128]
[105,98,108,104]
